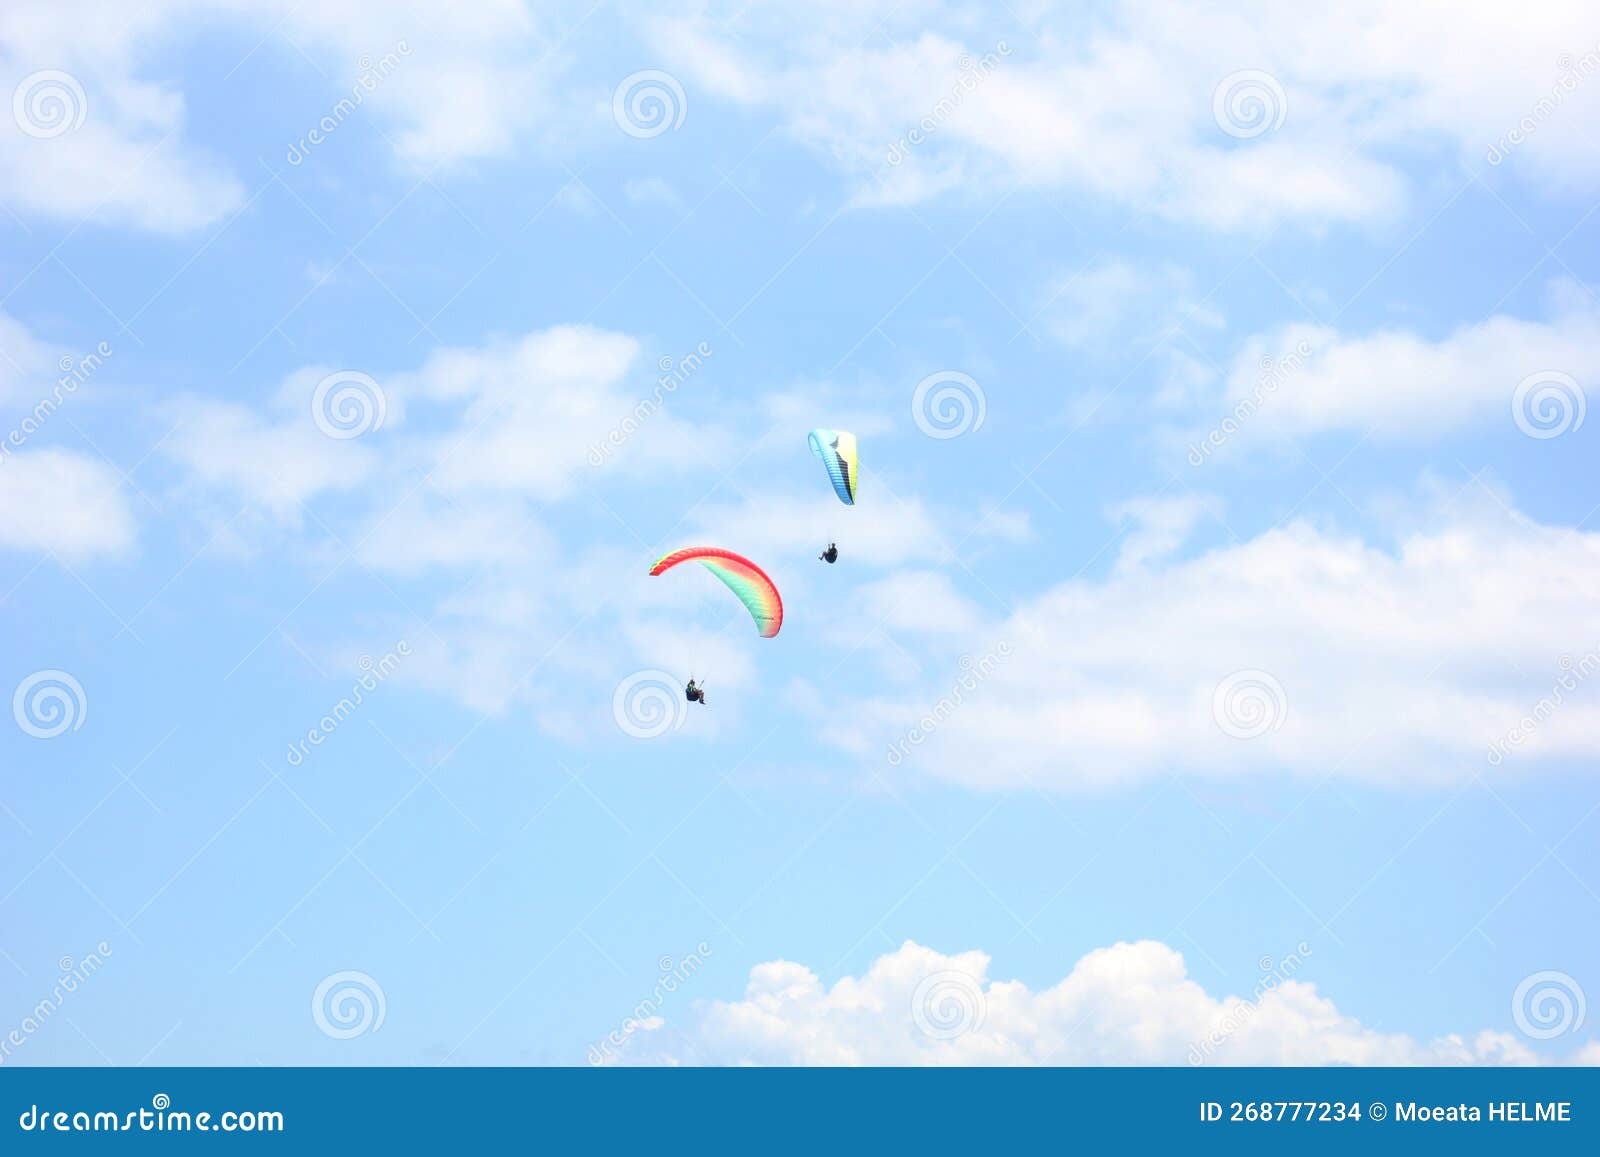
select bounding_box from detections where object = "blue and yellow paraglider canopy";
[808,428,858,505]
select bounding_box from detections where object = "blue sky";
[2,0,1599,1065]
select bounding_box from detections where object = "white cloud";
[1040,260,1225,351]
[0,448,136,558]
[0,313,64,404]
[151,324,741,719]
[851,570,986,637]
[9,1,1599,236]
[388,534,763,732]
[1108,492,1219,573]
[553,181,601,217]
[624,176,684,209]
[391,324,723,506]
[760,385,898,442]
[824,490,1600,787]
[649,0,1600,227]
[160,397,380,523]
[1,3,246,232]
[0,116,244,236]
[354,491,542,576]
[161,324,714,533]
[614,938,1589,1065]
[1153,349,1218,411]
[0,0,569,233]
[1184,286,1600,454]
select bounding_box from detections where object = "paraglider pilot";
[819,542,838,564]
[685,679,707,705]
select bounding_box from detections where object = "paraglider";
[648,546,784,638]
[685,679,707,705]
[808,428,858,506]
[819,542,838,564]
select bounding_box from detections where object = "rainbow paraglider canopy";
[648,546,784,638]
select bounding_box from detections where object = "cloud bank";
[615,938,1594,1066]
